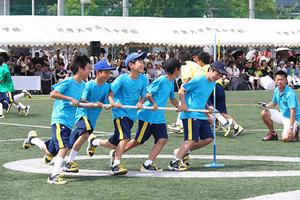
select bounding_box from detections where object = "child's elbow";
[146,93,152,99]
[178,89,185,96]
[50,91,56,98]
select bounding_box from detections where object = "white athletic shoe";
[22,89,32,98]
[223,119,233,136]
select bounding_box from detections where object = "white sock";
[31,138,45,150]
[67,150,78,163]
[14,93,25,101]
[113,159,120,167]
[13,103,19,109]
[18,103,26,109]
[92,139,100,147]
[0,103,3,115]
[51,156,64,177]
[144,160,153,166]
[234,124,239,129]
[217,115,227,125]
[175,113,183,126]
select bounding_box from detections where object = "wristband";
[289,126,294,129]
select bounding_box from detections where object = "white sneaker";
[22,89,32,98]
[168,123,182,132]
[223,119,233,136]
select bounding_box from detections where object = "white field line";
[0,121,282,143]
[4,155,300,179]
[242,190,300,200]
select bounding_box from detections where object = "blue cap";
[211,61,227,74]
[94,60,115,72]
[125,52,147,67]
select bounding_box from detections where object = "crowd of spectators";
[223,49,300,90]
[5,47,300,93]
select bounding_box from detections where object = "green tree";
[276,3,299,19]
[129,0,210,17]
[10,0,56,15]
[47,0,122,16]
[45,0,299,19]
[207,0,278,19]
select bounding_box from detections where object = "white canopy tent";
[0,16,300,47]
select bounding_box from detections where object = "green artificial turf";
[1,90,300,200]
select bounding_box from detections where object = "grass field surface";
[1,90,300,200]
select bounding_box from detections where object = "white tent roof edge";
[0,16,299,48]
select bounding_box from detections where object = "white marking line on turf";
[0,137,51,142]
[4,155,300,179]
[0,122,114,136]
[242,190,300,200]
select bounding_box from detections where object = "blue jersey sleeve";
[81,82,91,101]
[140,75,148,98]
[169,80,175,99]
[183,75,201,93]
[147,77,161,96]
[111,75,123,94]
[52,78,69,94]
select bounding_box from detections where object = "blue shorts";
[109,117,134,146]
[182,119,213,141]
[214,84,227,114]
[0,92,15,104]
[45,123,71,156]
[69,116,93,148]
[134,120,168,144]
[0,100,8,110]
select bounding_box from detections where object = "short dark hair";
[197,52,210,64]
[0,52,10,63]
[164,58,181,75]
[192,49,201,57]
[274,70,287,79]
[178,50,191,62]
[70,55,90,75]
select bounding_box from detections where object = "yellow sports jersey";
[201,64,210,74]
[181,61,209,82]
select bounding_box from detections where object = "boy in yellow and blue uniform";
[169,61,226,171]
[120,58,183,172]
[62,60,115,173]
[87,52,148,175]
[23,55,91,184]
